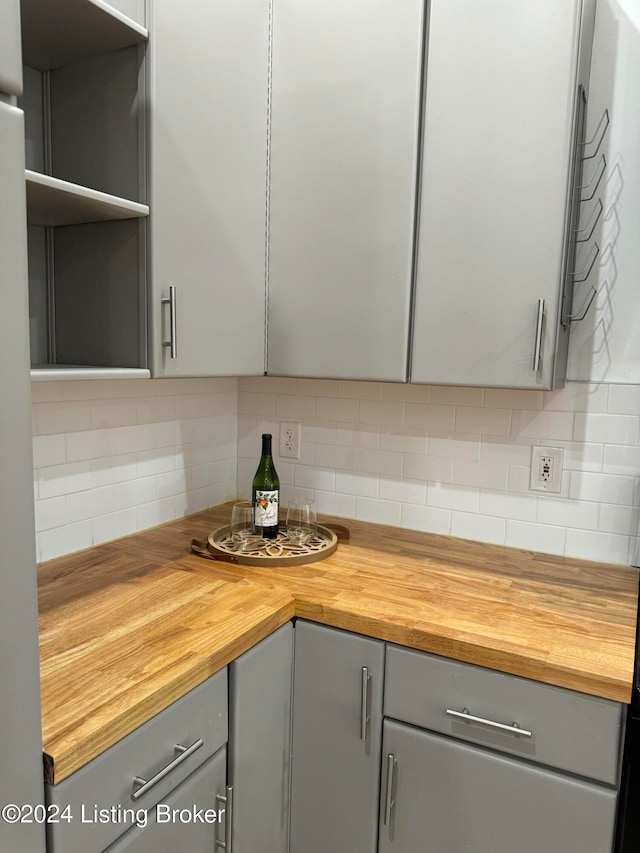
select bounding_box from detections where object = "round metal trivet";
[207,524,338,567]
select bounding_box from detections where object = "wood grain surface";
[38,503,639,784]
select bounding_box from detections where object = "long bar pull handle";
[532,299,545,373]
[216,785,234,852]
[360,666,371,741]
[161,285,177,359]
[383,753,396,826]
[446,708,533,738]
[131,738,204,800]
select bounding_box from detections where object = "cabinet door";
[290,621,384,853]
[149,0,267,377]
[379,720,617,853]
[104,748,227,852]
[0,0,22,96]
[267,0,424,381]
[229,622,293,853]
[411,0,590,389]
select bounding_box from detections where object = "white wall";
[31,377,237,561]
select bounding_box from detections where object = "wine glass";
[286,498,317,546]
[230,501,263,552]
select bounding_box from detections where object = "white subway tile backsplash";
[427,483,479,513]
[32,376,640,564]
[455,406,511,436]
[335,471,378,498]
[511,410,574,441]
[316,397,359,423]
[34,496,66,532]
[357,448,403,477]
[564,529,632,565]
[32,434,66,468]
[536,496,600,530]
[603,445,640,476]
[484,389,543,410]
[38,461,92,499]
[382,383,430,402]
[569,471,636,506]
[315,444,358,470]
[67,485,117,522]
[338,380,382,399]
[355,496,402,526]
[379,428,426,455]
[404,454,453,484]
[405,403,455,431]
[453,459,509,491]
[358,400,404,427]
[275,394,316,420]
[544,382,608,413]
[429,432,481,460]
[91,398,138,428]
[505,520,566,555]
[607,385,640,416]
[38,520,93,562]
[430,386,483,406]
[400,503,451,535]
[379,477,427,505]
[573,413,639,445]
[451,512,506,545]
[479,490,537,522]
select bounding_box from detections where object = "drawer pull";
[216,785,234,852]
[383,753,396,826]
[131,738,204,800]
[446,708,533,738]
[360,666,371,741]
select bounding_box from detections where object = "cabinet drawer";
[385,645,623,785]
[46,668,228,853]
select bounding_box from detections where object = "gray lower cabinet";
[46,669,228,852]
[289,620,385,853]
[229,621,293,853]
[148,0,267,377]
[104,747,227,852]
[379,720,617,853]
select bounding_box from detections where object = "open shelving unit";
[20,0,149,381]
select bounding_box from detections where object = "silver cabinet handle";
[360,666,371,741]
[131,738,204,800]
[216,785,234,852]
[532,298,545,372]
[446,708,533,738]
[383,753,396,826]
[161,285,177,359]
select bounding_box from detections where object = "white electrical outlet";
[529,446,564,493]
[280,422,301,459]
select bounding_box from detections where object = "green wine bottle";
[253,433,280,539]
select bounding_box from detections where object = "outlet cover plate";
[529,445,564,494]
[280,422,301,459]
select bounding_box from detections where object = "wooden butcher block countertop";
[38,503,639,784]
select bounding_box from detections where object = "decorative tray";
[191,524,341,567]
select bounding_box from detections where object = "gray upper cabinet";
[0,0,23,95]
[410,0,596,389]
[267,0,425,381]
[289,620,385,853]
[148,0,267,378]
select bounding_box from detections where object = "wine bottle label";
[255,490,279,528]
